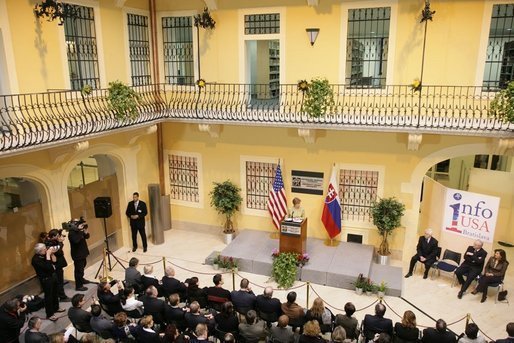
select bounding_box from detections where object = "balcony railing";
[0,83,512,155]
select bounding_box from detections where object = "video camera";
[61,216,88,232]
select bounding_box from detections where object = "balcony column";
[298,128,317,144]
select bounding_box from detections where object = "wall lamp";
[306,28,320,46]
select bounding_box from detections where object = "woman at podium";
[288,197,305,220]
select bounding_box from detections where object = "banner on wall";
[443,188,500,243]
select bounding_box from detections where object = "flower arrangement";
[196,79,206,88]
[297,80,309,92]
[272,249,309,267]
[302,77,335,118]
[194,7,216,30]
[81,84,92,97]
[271,252,299,289]
[219,256,238,270]
[351,273,367,289]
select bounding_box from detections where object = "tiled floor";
[83,228,514,341]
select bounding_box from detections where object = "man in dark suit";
[24,316,49,343]
[125,192,148,252]
[455,240,487,299]
[422,319,456,343]
[68,294,93,333]
[255,286,282,319]
[142,286,167,327]
[141,265,163,297]
[405,228,439,279]
[125,257,143,294]
[97,280,123,316]
[205,274,231,311]
[162,266,187,299]
[165,293,186,330]
[231,278,256,314]
[184,301,215,332]
[362,303,393,341]
[0,298,27,343]
[496,322,514,343]
[68,219,91,291]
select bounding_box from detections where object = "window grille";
[168,154,199,202]
[345,7,390,88]
[339,169,379,222]
[244,13,280,35]
[483,4,514,90]
[127,13,151,86]
[63,4,100,91]
[162,16,194,85]
[245,161,278,210]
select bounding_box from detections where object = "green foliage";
[490,81,514,123]
[362,279,375,293]
[302,78,335,118]
[272,252,299,289]
[194,7,216,29]
[371,197,405,256]
[107,81,141,121]
[209,180,243,233]
[34,0,78,25]
[377,281,388,293]
[351,273,367,289]
[81,84,92,97]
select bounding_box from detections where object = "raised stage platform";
[219,230,403,296]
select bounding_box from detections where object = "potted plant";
[352,273,366,295]
[302,77,335,118]
[107,80,141,121]
[210,180,243,244]
[212,254,221,270]
[271,252,299,289]
[371,197,405,265]
[376,281,388,298]
[489,80,514,123]
[34,0,78,25]
[363,279,375,296]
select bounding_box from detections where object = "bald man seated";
[455,240,487,299]
[405,228,439,279]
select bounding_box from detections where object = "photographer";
[67,218,91,291]
[31,243,64,321]
[0,297,27,343]
[46,229,70,301]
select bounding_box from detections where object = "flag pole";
[324,236,340,247]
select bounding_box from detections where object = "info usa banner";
[443,188,500,243]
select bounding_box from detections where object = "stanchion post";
[162,257,166,272]
[465,313,470,327]
[306,282,310,308]
[232,269,236,291]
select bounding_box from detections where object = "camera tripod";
[95,217,126,280]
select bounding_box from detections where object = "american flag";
[267,164,287,230]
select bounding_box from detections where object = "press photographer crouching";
[64,217,92,291]
[46,229,70,301]
[31,243,65,321]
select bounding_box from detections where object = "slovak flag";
[321,166,342,239]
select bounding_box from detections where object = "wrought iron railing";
[0,83,512,155]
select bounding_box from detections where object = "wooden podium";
[279,218,307,254]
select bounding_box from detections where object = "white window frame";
[337,163,385,229]
[164,150,203,208]
[157,10,199,90]
[240,155,283,217]
[123,7,152,86]
[339,0,398,92]
[57,0,107,90]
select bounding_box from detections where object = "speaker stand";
[94,217,126,280]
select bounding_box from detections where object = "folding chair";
[431,249,461,285]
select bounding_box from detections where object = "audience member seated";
[305,297,334,334]
[163,323,188,343]
[495,322,514,343]
[230,278,256,315]
[472,249,509,303]
[281,292,305,329]
[404,228,439,280]
[215,301,239,333]
[334,303,359,341]
[190,323,209,343]
[0,297,28,343]
[362,303,393,342]
[143,285,167,329]
[162,266,187,299]
[68,294,93,333]
[270,315,295,343]
[125,257,143,294]
[256,286,282,321]
[238,309,268,343]
[136,315,162,343]
[90,304,113,339]
[112,312,138,342]
[142,264,163,297]
[457,323,486,343]
[455,240,487,299]
[330,326,351,343]
[120,286,143,318]
[223,332,236,343]
[165,293,187,330]
[393,310,419,343]
[205,274,231,311]
[186,277,208,309]
[97,280,123,316]
[24,316,50,343]
[185,301,215,332]
[376,333,392,343]
[299,320,326,343]
[421,319,456,343]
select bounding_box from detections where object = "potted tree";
[371,197,405,265]
[210,180,243,244]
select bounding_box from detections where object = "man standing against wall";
[125,192,148,252]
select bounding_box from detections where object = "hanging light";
[306,28,320,46]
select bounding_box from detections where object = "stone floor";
[30,228,514,342]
